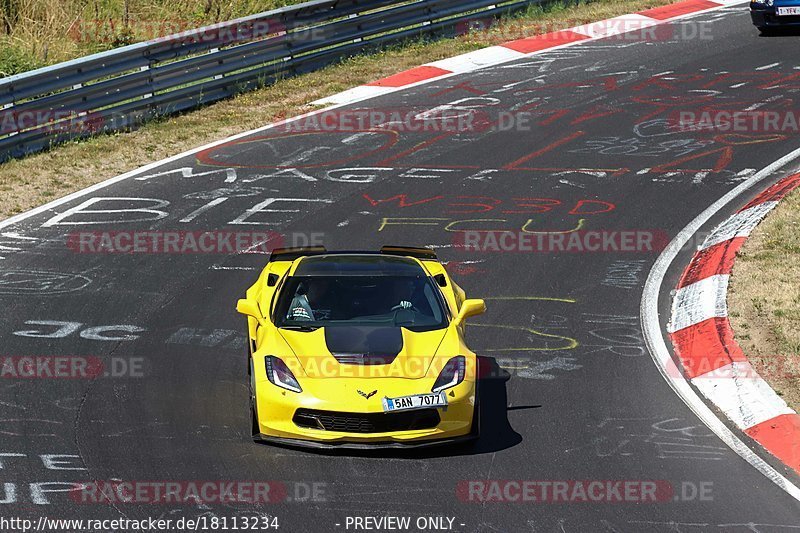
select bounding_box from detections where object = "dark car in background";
[751,0,800,32]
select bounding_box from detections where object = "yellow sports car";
[236,246,486,448]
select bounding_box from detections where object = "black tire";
[470,385,481,441]
[758,26,778,35]
[451,389,481,453]
[249,359,261,442]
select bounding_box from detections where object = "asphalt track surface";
[3,3,800,532]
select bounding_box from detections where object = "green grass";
[729,185,800,411]
[0,0,308,76]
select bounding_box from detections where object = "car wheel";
[470,387,481,441]
[451,392,481,453]
[758,26,777,35]
[249,360,261,442]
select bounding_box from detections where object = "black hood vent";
[324,326,403,365]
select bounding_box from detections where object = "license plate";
[777,6,800,15]
[382,392,447,412]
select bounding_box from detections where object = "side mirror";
[236,299,268,328]
[453,298,486,327]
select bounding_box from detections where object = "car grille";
[332,353,398,365]
[293,408,440,433]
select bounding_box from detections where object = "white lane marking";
[755,62,780,71]
[571,14,658,39]
[642,144,800,503]
[425,46,526,74]
[1,232,37,241]
[668,275,729,332]
[311,85,396,106]
[745,94,783,111]
[179,197,229,223]
[699,202,778,250]
[210,265,259,271]
[135,167,238,183]
[443,259,485,265]
[0,232,40,253]
[692,362,795,429]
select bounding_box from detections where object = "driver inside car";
[390,278,418,312]
[287,280,332,321]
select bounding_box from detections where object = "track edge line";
[641,146,800,502]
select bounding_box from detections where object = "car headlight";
[264,356,302,393]
[431,356,466,393]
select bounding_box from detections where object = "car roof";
[293,254,426,277]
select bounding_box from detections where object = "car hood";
[278,326,448,379]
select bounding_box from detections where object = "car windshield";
[274,275,449,331]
